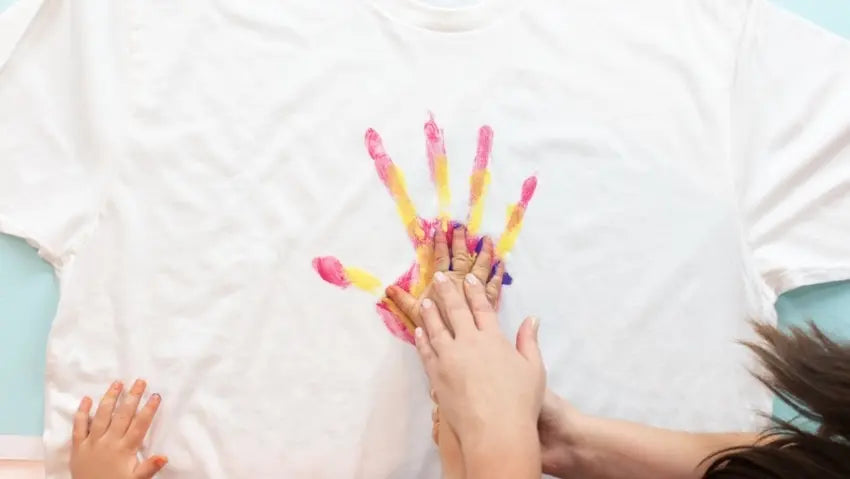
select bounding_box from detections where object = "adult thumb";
[516,316,541,363]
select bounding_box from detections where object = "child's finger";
[124,393,161,448]
[485,262,505,307]
[450,225,472,273]
[470,237,493,284]
[386,286,421,327]
[434,229,450,272]
[90,380,123,437]
[109,379,147,439]
[72,396,93,448]
[134,455,168,479]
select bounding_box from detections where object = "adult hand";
[415,270,546,478]
[71,379,167,479]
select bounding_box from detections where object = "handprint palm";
[313,114,537,344]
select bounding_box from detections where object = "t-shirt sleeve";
[0,0,105,267]
[732,0,850,295]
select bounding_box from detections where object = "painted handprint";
[313,114,537,344]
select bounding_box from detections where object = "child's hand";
[71,379,167,479]
[386,225,505,331]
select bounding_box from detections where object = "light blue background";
[1,0,849,437]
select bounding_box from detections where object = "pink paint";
[377,302,415,344]
[422,218,440,242]
[395,263,417,292]
[365,128,391,185]
[519,175,537,207]
[474,126,493,171]
[424,113,446,181]
[312,256,350,288]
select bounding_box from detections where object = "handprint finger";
[495,176,537,258]
[466,126,493,236]
[312,256,382,294]
[366,128,426,244]
[425,115,451,232]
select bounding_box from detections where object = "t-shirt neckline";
[371,0,520,33]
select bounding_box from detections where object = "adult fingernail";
[434,272,447,283]
[151,393,161,404]
[465,274,478,285]
[531,317,540,334]
[422,299,434,310]
[415,327,424,338]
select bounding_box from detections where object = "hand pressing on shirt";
[71,379,167,479]
[415,271,545,479]
[387,225,507,479]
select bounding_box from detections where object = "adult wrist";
[462,422,541,478]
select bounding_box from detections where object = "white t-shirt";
[2,0,850,477]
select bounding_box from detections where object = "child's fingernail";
[130,379,146,395]
[110,380,123,393]
[465,274,478,285]
[434,272,447,283]
[422,298,434,309]
[154,456,168,468]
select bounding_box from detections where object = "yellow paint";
[434,154,451,227]
[411,244,434,298]
[344,267,382,294]
[467,170,491,234]
[387,165,425,241]
[496,204,525,258]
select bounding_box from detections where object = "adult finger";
[421,298,452,350]
[386,286,421,327]
[434,229,450,272]
[72,396,93,449]
[431,406,440,445]
[432,420,439,445]
[414,326,439,382]
[463,273,499,331]
[470,237,493,284]
[109,378,146,438]
[485,261,505,307]
[134,455,168,479]
[432,271,476,337]
[124,392,161,448]
[450,225,472,273]
[516,316,543,365]
[90,380,123,437]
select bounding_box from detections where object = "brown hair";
[703,321,850,478]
